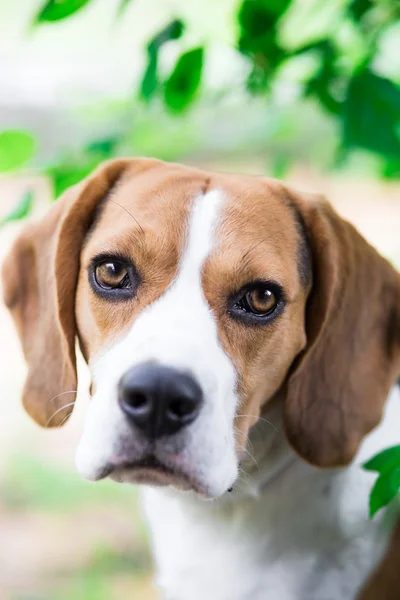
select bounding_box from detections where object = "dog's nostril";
[128,392,149,410]
[168,397,197,419]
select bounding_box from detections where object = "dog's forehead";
[205,177,304,295]
[84,166,300,272]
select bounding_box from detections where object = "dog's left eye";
[241,286,277,315]
[95,261,130,290]
[230,281,284,323]
[89,255,138,300]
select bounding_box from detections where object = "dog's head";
[3,159,400,497]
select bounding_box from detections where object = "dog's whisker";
[231,479,246,495]
[237,414,279,433]
[45,401,76,427]
[109,198,145,236]
[237,466,254,488]
[242,447,260,472]
[48,390,78,404]
[234,428,260,472]
[239,227,287,265]
[58,412,73,428]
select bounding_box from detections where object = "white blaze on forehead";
[181,189,222,275]
[77,188,239,496]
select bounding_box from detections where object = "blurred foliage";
[0,0,399,224]
[164,47,204,112]
[141,19,185,103]
[364,446,400,517]
[1,454,153,599]
[35,0,92,23]
[343,69,400,158]
[54,545,150,600]
[12,544,151,600]
[0,190,33,228]
[1,454,136,513]
[117,0,135,18]
[0,130,35,172]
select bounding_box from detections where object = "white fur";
[76,189,239,497]
[143,387,400,600]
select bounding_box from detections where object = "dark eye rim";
[88,253,139,302]
[228,280,285,325]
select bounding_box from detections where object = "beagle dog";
[3,158,400,600]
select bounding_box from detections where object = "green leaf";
[304,42,342,115]
[117,0,133,17]
[381,159,400,180]
[237,0,290,90]
[271,154,292,179]
[140,48,158,102]
[364,445,400,473]
[36,0,91,23]
[238,0,292,44]
[149,19,184,51]
[349,0,373,21]
[47,159,99,199]
[342,69,400,159]
[369,467,400,518]
[140,20,185,103]
[0,191,34,228]
[0,130,36,172]
[246,63,271,94]
[46,135,120,199]
[164,47,204,113]
[278,0,347,52]
[85,136,120,158]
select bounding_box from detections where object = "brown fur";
[2,158,400,476]
[357,520,400,599]
[285,191,400,467]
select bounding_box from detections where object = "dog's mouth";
[99,454,207,495]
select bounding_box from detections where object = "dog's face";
[3,159,400,498]
[75,170,310,496]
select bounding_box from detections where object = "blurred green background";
[0,0,399,598]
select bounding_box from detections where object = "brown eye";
[231,281,284,323]
[244,287,277,315]
[95,261,129,290]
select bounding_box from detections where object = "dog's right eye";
[95,261,130,290]
[89,255,138,300]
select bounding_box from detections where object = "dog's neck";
[141,389,400,600]
[229,398,298,500]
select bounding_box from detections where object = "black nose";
[118,363,203,439]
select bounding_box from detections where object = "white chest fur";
[141,388,400,600]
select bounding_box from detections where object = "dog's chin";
[98,455,210,497]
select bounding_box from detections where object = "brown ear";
[284,192,400,467]
[2,158,156,427]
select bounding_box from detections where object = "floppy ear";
[284,192,400,468]
[2,158,156,427]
